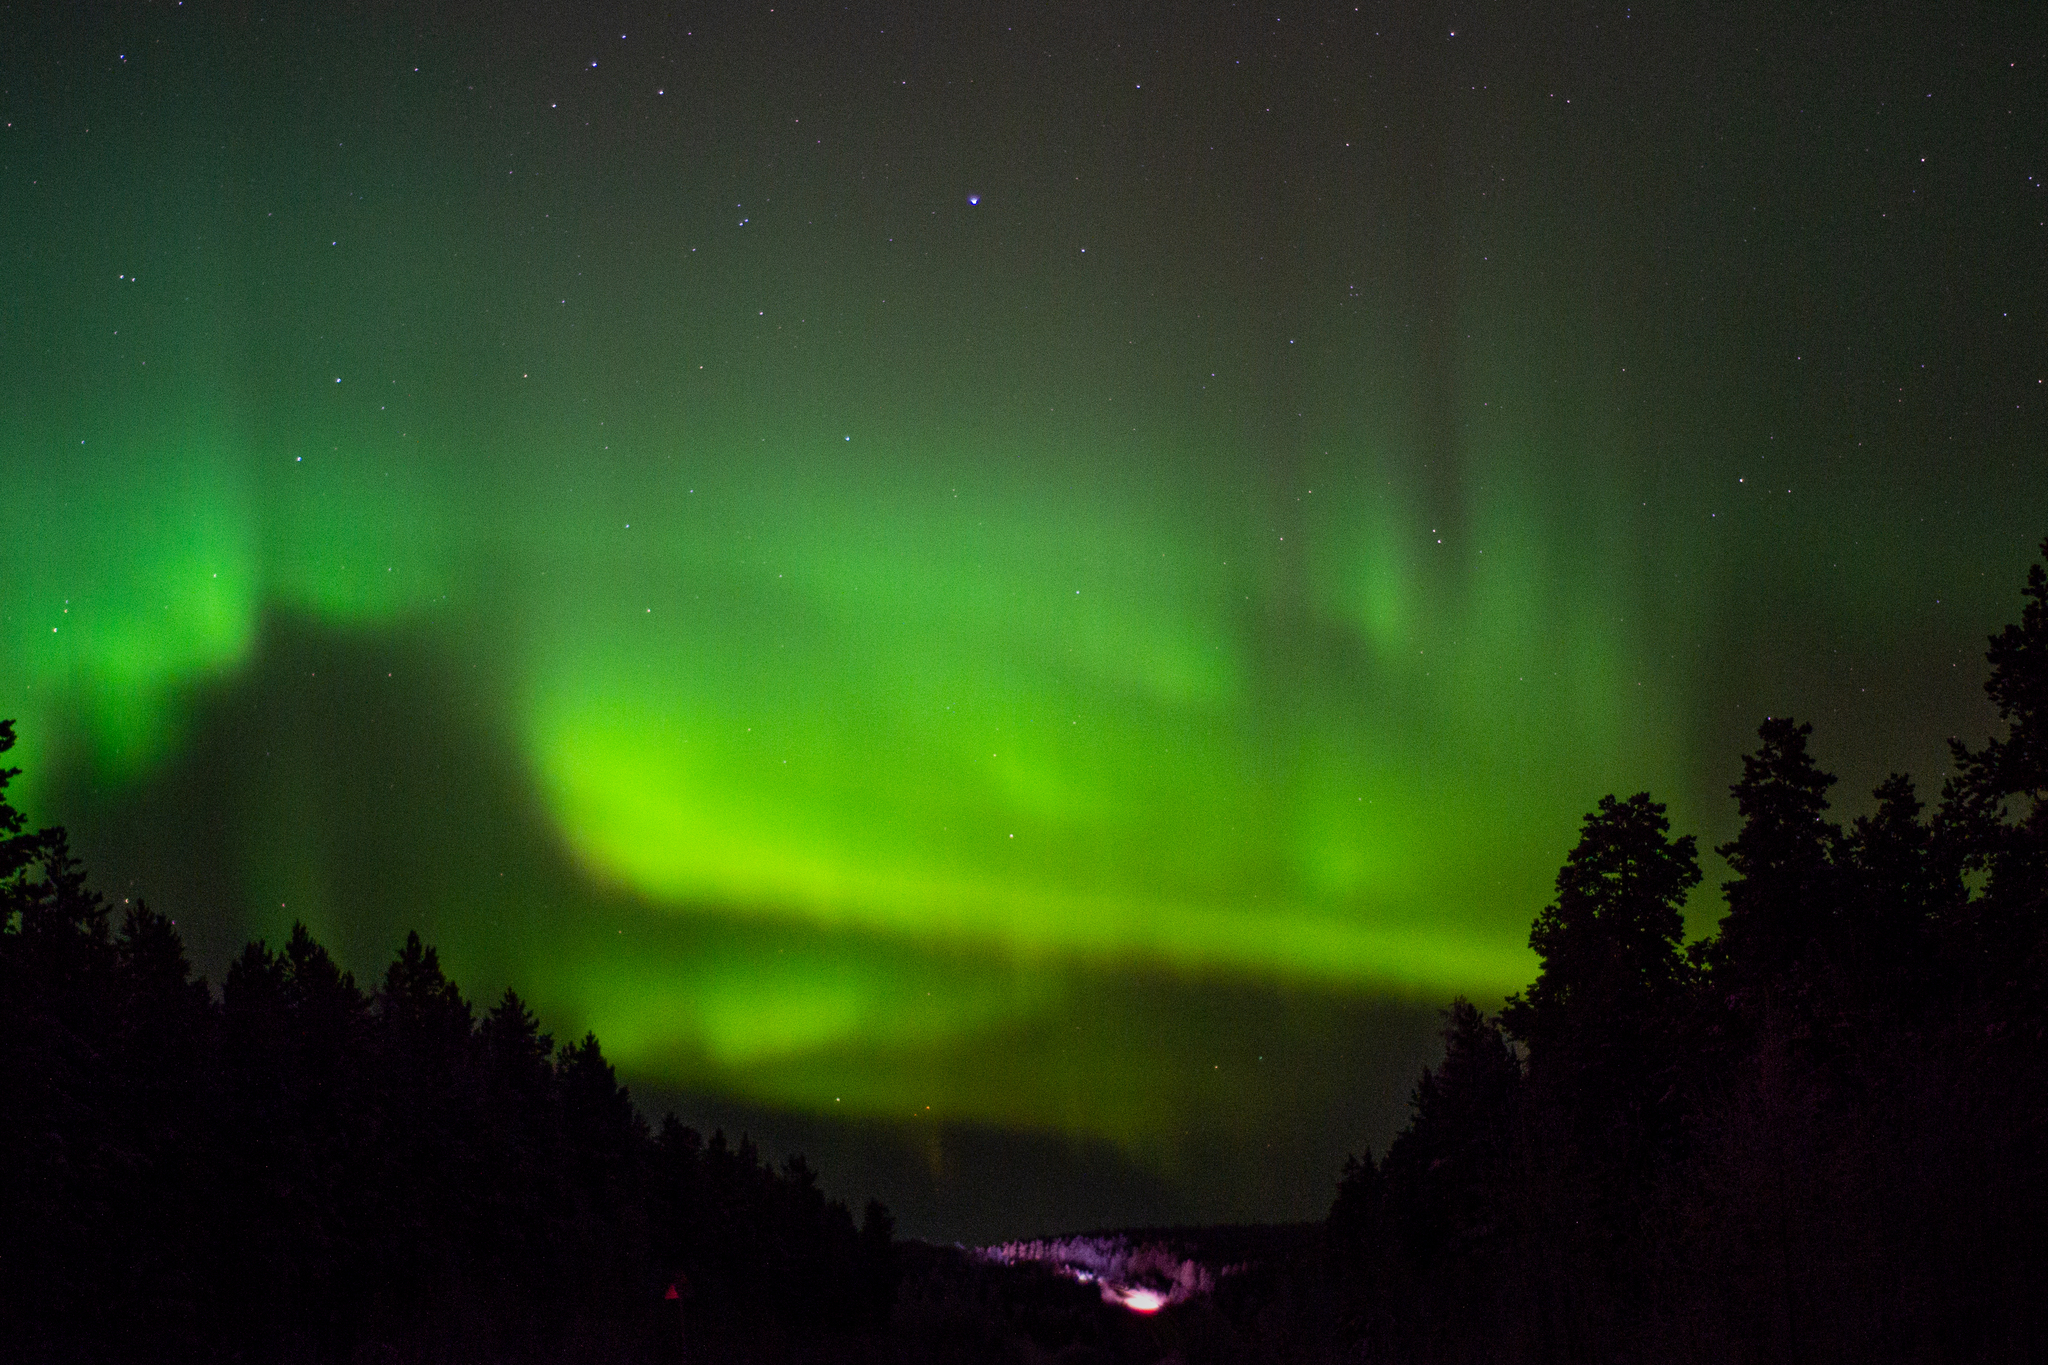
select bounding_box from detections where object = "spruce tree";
[1503,792,1699,1175]
[1943,536,2048,979]
[1706,718,1844,1001]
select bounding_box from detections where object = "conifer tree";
[1839,773,1956,1015]
[1381,1000,1521,1266]
[1943,536,2048,977]
[1502,793,1699,1171]
[1704,718,1843,1001]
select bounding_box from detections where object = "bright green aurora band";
[3,5,2042,1236]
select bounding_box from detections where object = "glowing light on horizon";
[980,1237,1218,1313]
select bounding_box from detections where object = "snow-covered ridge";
[977,1235,1228,1314]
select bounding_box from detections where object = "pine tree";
[374,932,477,1326]
[1839,773,1957,1017]
[1942,536,2048,979]
[1503,792,1699,1186]
[1381,1000,1521,1267]
[1705,718,1844,1001]
[0,723,119,1348]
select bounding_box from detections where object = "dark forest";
[6,537,2047,1363]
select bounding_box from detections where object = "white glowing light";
[977,1235,1220,1316]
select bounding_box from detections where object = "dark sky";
[2,1,2043,1242]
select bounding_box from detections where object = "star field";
[1,1,2044,1237]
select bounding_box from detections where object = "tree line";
[0,754,897,1364]
[1327,538,2048,1364]
[7,537,2046,1364]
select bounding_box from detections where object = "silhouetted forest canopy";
[0,754,896,1363]
[1326,536,2048,1364]
[5,537,2047,1365]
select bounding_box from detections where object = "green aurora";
[3,3,2043,1235]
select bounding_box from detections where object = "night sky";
[3,2,2044,1241]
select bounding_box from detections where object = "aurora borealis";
[3,3,2044,1238]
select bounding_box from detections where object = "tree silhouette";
[0,710,899,1363]
[1380,999,1521,1269]
[1836,773,1956,1021]
[1703,718,1844,1002]
[1502,793,1698,1155]
[1331,537,2048,1365]
[1943,535,2048,984]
